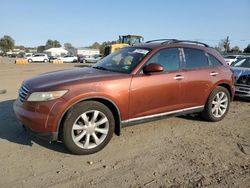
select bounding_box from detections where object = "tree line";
[214,36,250,53]
[1,35,250,55]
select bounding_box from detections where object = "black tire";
[62,101,115,155]
[28,59,32,63]
[44,59,48,63]
[200,86,230,122]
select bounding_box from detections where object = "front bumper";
[13,99,65,141]
[235,85,250,97]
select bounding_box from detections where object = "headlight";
[27,90,68,101]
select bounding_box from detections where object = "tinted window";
[208,54,222,66]
[146,48,180,71]
[183,48,209,69]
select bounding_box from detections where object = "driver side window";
[146,48,180,72]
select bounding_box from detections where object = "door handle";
[173,75,184,80]
[210,72,219,76]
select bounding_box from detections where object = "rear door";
[33,54,40,62]
[180,47,220,108]
[129,48,183,119]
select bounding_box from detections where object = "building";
[77,47,100,56]
[6,48,25,56]
[44,48,68,57]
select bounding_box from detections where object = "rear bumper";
[235,85,250,97]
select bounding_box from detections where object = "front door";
[129,48,183,119]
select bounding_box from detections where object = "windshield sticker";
[132,49,149,55]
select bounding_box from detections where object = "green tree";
[37,45,45,53]
[54,40,61,48]
[45,39,54,49]
[0,35,15,53]
[45,39,61,49]
[89,42,101,49]
[64,42,73,50]
[230,46,241,53]
[64,43,76,55]
[243,44,250,53]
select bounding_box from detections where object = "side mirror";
[143,63,164,74]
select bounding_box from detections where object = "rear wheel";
[62,101,115,155]
[201,86,230,122]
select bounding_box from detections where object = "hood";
[231,67,250,80]
[23,67,125,91]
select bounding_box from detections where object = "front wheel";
[62,101,115,155]
[200,86,230,122]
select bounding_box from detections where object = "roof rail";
[145,39,210,47]
[145,39,177,43]
[170,40,210,47]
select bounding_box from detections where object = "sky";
[0,0,249,50]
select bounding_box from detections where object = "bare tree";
[218,36,230,53]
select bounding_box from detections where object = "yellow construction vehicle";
[103,35,144,57]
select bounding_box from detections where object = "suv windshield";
[231,57,250,68]
[93,47,150,73]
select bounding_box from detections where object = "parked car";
[231,57,250,97]
[48,56,58,62]
[79,55,90,63]
[7,54,17,58]
[27,53,49,63]
[58,55,78,63]
[224,55,245,65]
[14,39,234,155]
[82,54,102,63]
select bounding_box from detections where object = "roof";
[44,48,68,53]
[77,47,99,51]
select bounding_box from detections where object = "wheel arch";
[217,82,233,101]
[57,96,122,139]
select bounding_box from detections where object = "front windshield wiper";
[92,66,109,71]
[92,65,127,73]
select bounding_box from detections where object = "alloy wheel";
[211,91,228,118]
[71,110,109,149]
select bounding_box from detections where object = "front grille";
[236,75,250,86]
[18,85,30,103]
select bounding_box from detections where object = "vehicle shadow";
[0,99,70,154]
[178,113,208,122]
[179,97,249,122]
[233,96,250,102]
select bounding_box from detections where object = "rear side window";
[208,54,223,66]
[146,48,180,71]
[183,48,209,69]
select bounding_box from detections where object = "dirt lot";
[0,59,249,188]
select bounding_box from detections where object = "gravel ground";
[0,60,249,188]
